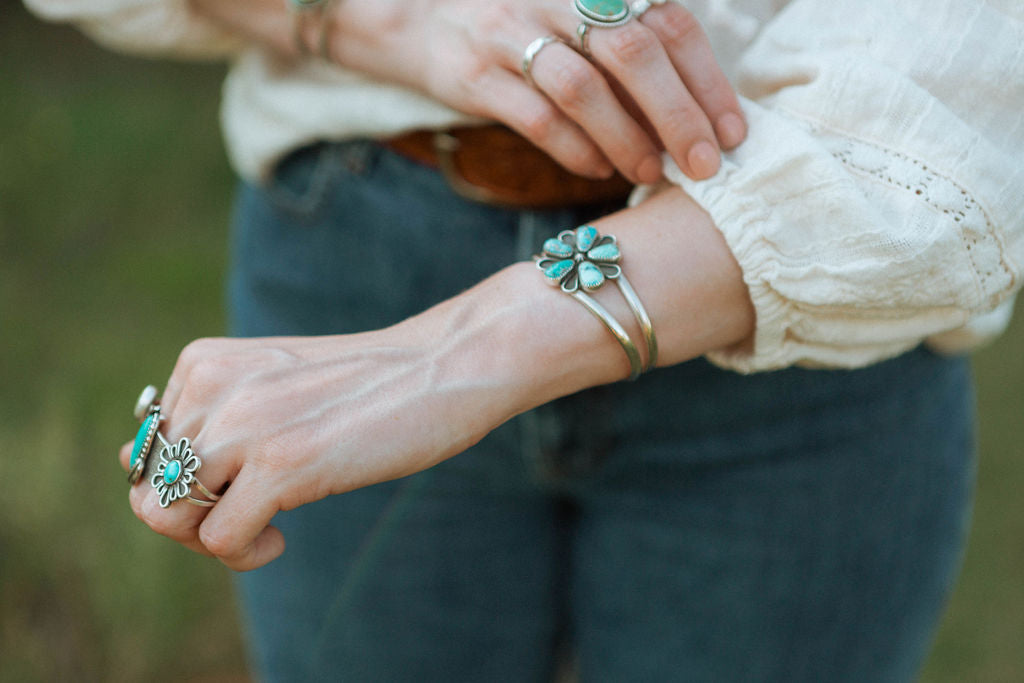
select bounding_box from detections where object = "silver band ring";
[151,432,221,508]
[522,35,561,88]
[577,22,591,54]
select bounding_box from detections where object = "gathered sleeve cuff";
[23,0,243,58]
[660,0,1024,373]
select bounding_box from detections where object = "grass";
[2,4,1022,681]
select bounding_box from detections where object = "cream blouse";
[25,0,1024,372]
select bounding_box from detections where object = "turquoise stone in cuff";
[543,238,574,259]
[543,259,575,285]
[578,261,606,290]
[163,459,182,485]
[588,243,621,263]
[130,414,155,468]
[575,226,599,252]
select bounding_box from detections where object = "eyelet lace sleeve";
[657,0,1024,372]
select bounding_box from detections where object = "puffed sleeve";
[22,0,243,58]
[663,0,1024,372]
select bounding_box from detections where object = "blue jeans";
[229,141,975,682]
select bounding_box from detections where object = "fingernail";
[688,141,720,179]
[716,112,746,149]
[636,154,663,184]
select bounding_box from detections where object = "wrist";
[389,187,754,431]
[399,261,630,429]
[320,2,425,87]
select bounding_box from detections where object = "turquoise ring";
[573,0,634,28]
[128,386,161,485]
[128,385,221,507]
[150,433,221,508]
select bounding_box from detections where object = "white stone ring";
[128,385,221,508]
[630,0,667,18]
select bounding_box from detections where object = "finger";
[130,477,210,546]
[528,41,665,184]
[119,440,132,472]
[161,340,201,417]
[640,3,746,150]
[588,20,721,179]
[161,337,237,417]
[127,489,215,556]
[128,432,233,544]
[473,68,617,180]
[198,466,286,572]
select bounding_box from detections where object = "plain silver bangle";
[289,0,335,60]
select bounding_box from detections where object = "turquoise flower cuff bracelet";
[535,225,658,380]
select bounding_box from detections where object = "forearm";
[186,0,306,58]
[403,186,754,425]
[129,185,751,570]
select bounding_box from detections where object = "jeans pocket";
[263,142,341,223]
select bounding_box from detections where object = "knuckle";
[139,505,179,538]
[183,352,233,397]
[475,3,515,35]
[655,7,705,48]
[199,524,238,558]
[604,23,657,65]
[688,72,720,99]
[549,61,598,111]
[575,146,611,174]
[454,56,490,92]
[517,104,560,143]
[662,102,706,141]
[177,338,214,371]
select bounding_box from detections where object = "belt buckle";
[432,131,511,206]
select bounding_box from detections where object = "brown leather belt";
[385,124,633,209]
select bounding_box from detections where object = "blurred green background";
[1,3,1022,681]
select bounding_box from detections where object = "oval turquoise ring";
[573,0,634,27]
[128,385,161,485]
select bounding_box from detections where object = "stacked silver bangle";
[288,0,335,60]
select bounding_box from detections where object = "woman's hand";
[188,0,746,184]
[333,0,745,183]
[120,188,754,572]
[121,311,531,571]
